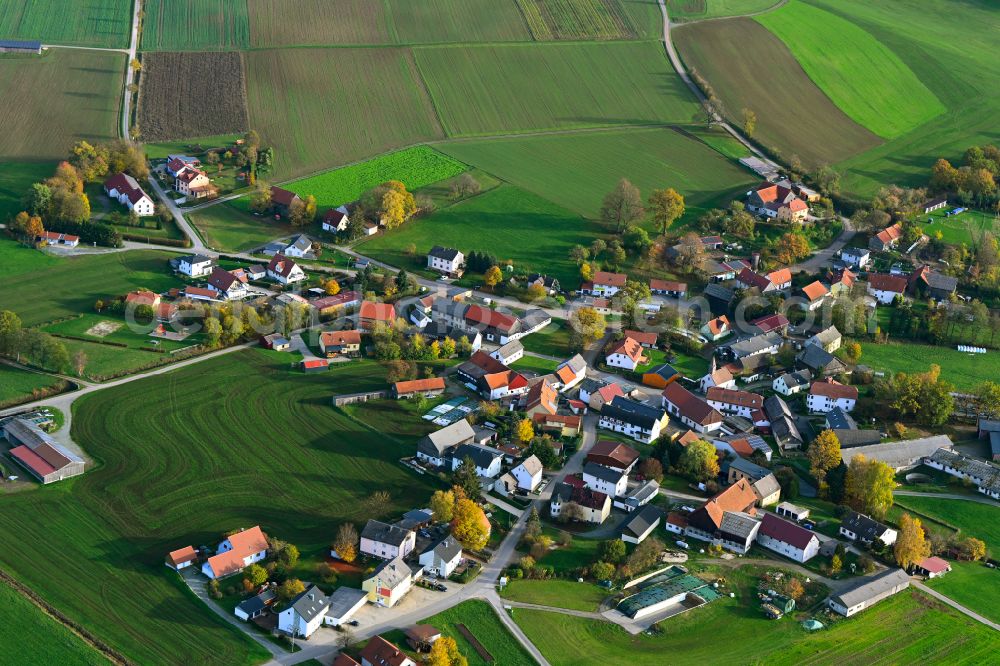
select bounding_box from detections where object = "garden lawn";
[0,160,54,221]
[0,49,124,160]
[0,582,106,666]
[0,249,177,326]
[415,42,697,136]
[283,146,466,210]
[0,236,58,279]
[926,561,1000,625]
[669,350,710,380]
[0,350,439,665]
[387,0,532,43]
[756,1,944,139]
[530,528,602,571]
[891,496,1000,553]
[0,0,131,48]
[501,579,607,611]
[186,204,295,252]
[358,184,599,286]
[0,364,62,407]
[519,321,573,358]
[919,208,999,247]
[857,342,1000,392]
[245,48,443,178]
[419,600,535,666]
[141,0,249,50]
[511,355,560,374]
[438,127,754,222]
[516,587,998,665]
[143,134,244,160]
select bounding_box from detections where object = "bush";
[591,561,615,581]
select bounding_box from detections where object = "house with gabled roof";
[521,377,558,417]
[174,165,213,199]
[828,568,910,617]
[360,519,416,560]
[177,254,214,278]
[418,534,462,579]
[599,396,669,443]
[624,329,658,348]
[580,378,625,412]
[650,279,687,297]
[463,304,522,344]
[416,419,475,467]
[392,377,445,399]
[763,395,803,450]
[427,246,464,276]
[282,234,313,258]
[747,182,809,222]
[451,443,503,478]
[511,454,543,492]
[772,369,811,396]
[532,412,582,438]
[698,359,736,393]
[606,335,645,371]
[587,440,640,474]
[869,223,902,252]
[359,301,396,331]
[749,313,790,335]
[277,584,329,639]
[800,281,829,310]
[270,186,302,215]
[908,265,958,300]
[362,556,413,609]
[805,325,842,353]
[839,511,897,546]
[266,253,306,285]
[550,482,611,524]
[206,267,249,301]
[322,205,350,233]
[490,340,523,366]
[796,345,847,377]
[756,514,820,563]
[319,330,362,357]
[867,273,907,304]
[807,378,857,413]
[554,354,587,390]
[684,478,760,553]
[662,382,724,434]
[700,315,731,341]
[3,418,85,484]
[586,271,627,297]
[201,526,269,579]
[166,545,198,571]
[621,504,664,544]
[104,172,154,216]
[706,387,763,420]
[727,458,780,506]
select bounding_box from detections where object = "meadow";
[387,0,531,44]
[0,236,57,279]
[500,579,607,611]
[141,0,250,51]
[359,184,599,285]
[414,41,698,137]
[516,587,998,665]
[920,208,999,247]
[248,0,394,47]
[0,583,106,666]
[673,18,880,168]
[926,562,1000,625]
[519,321,573,358]
[857,342,1000,392]
[666,0,779,20]
[143,134,244,160]
[517,0,638,40]
[0,351,440,665]
[416,600,535,666]
[187,204,294,252]
[438,127,754,221]
[0,363,63,407]
[892,496,999,553]
[0,249,177,326]
[756,1,944,140]
[0,0,131,48]
[284,146,467,209]
[0,50,123,160]
[245,48,443,178]
[0,160,53,220]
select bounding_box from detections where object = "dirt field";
[84,321,122,337]
[138,51,249,141]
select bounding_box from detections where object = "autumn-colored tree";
[430,489,455,522]
[807,430,842,495]
[451,498,490,551]
[649,188,685,236]
[428,636,468,666]
[324,278,341,295]
[440,336,456,358]
[580,261,593,282]
[526,283,547,302]
[278,578,305,601]
[958,536,986,562]
[25,215,44,243]
[844,454,895,519]
[830,554,843,574]
[784,577,805,601]
[677,439,719,482]
[517,418,534,443]
[332,523,359,562]
[741,107,757,138]
[569,306,606,349]
[894,513,930,570]
[484,265,502,289]
[249,182,271,213]
[243,563,268,587]
[841,341,862,364]
[637,457,663,482]
[771,231,811,265]
[363,490,392,517]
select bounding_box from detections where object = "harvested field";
[387,0,531,43]
[0,50,123,160]
[142,0,250,51]
[0,0,131,48]
[248,0,394,47]
[245,48,443,178]
[138,51,248,141]
[517,0,638,40]
[674,18,880,167]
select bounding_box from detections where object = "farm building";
[617,568,719,619]
[322,587,368,627]
[235,588,276,622]
[913,556,951,579]
[2,418,85,484]
[840,435,954,471]
[775,502,810,522]
[642,363,680,390]
[104,173,154,216]
[259,333,290,351]
[392,377,445,399]
[755,514,820,563]
[319,330,361,358]
[621,504,664,544]
[0,39,41,54]
[922,448,1000,500]
[165,546,198,571]
[36,231,80,247]
[828,569,910,617]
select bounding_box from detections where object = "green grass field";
[920,209,1000,247]
[519,321,574,358]
[0,351,439,665]
[756,1,944,140]
[0,160,54,221]
[0,583,106,666]
[501,579,607,611]
[248,0,395,47]
[858,342,1000,392]
[359,184,599,285]
[666,0,780,20]
[0,236,58,279]
[511,355,561,374]
[418,600,535,666]
[438,127,754,221]
[0,249,177,326]
[517,586,998,665]
[388,0,532,43]
[674,18,880,168]
[892,497,999,553]
[0,363,62,406]
[187,204,294,252]
[415,41,698,137]
[926,561,1000,625]
[0,49,124,160]
[284,146,466,209]
[246,48,443,178]
[517,0,639,40]
[142,0,250,51]
[0,0,131,48]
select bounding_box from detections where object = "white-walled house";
[104,172,155,216]
[267,253,306,284]
[606,336,644,371]
[755,514,820,563]
[598,396,669,444]
[178,254,214,278]
[867,274,907,304]
[450,444,503,478]
[322,206,350,233]
[583,461,628,497]
[490,340,524,366]
[359,520,415,560]
[511,455,543,492]
[418,535,462,579]
[807,379,858,414]
[839,511,897,546]
[277,585,329,639]
[772,370,811,396]
[588,271,627,297]
[427,246,464,276]
[362,556,413,608]
[201,526,269,579]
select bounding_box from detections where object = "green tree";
[243,563,268,587]
[430,489,455,522]
[598,539,626,564]
[591,561,616,581]
[0,310,23,357]
[677,439,719,482]
[741,107,757,138]
[453,456,481,498]
[22,182,51,216]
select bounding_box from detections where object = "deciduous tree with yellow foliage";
[451,498,490,551]
[894,513,930,570]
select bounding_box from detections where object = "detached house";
[360,520,416,560]
[511,454,543,492]
[587,440,639,474]
[206,267,248,301]
[606,336,645,371]
[839,511,897,546]
[867,273,907,304]
[322,206,350,233]
[450,443,503,478]
[807,378,858,414]
[700,315,731,341]
[800,281,829,311]
[684,479,760,554]
[463,304,521,344]
[550,482,611,524]
[586,271,627,297]
[772,370,811,396]
[869,223,902,252]
[104,172,154,216]
[283,234,313,258]
[177,254,214,277]
[583,461,628,497]
[805,325,842,353]
[490,340,523,366]
[427,246,464,276]
[277,585,329,639]
[706,387,763,420]
[266,254,306,285]
[598,396,669,443]
[699,362,736,393]
[418,535,462,579]
[319,330,361,357]
[174,165,213,199]
[756,514,820,563]
[840,247,871,269]
[201,526,269,579]
[736,267,792,293]
[416,420,475,467]
[746,182,809,222]
[359,301,396,331]
[554,354,587,390]
[662,382,723,434]
[362,556,413,608]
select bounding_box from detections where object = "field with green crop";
[926,562,1000,625]
[674,18,880,168]
[388,0,531,43]
[284,146,466,209]
[756,1,944,140]
[667,0,780,20]
[141,0,250,50]
[0,363,62,406]
[0,0,131,48]
[0,249,176,326]
[517,0,639,40]
[415,41,698,137]
[0,351,439,665]
[359,184,599,285]
[438,127,754,221]
[0,160,53,220]
[501,579,608,611]
[0,583,106,666]
[0,237,57,279]
[857,342,1000,392]
[517,586,998,665]
[248,0,394,47]
[893,496,999,553]
[0,49,123,160]
[187,204,293,252]
[418,600,535,666]
[245,48,443,178]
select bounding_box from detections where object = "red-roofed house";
[480,370,529,400]
[319,330,362,357]
[322,206,350,233]
[756,514,820,563]
[266,253,306,285]
[662,382,724,433]
[463,304,521,344]
[749,313,789,335]
[587,271,627,297]
[829,268,857,297]
[649,279,687,297]
[706,387,764,419]
[522,379,558,417]
[700,315,731,341]
[207,267,249,300]
[270,186,302,215]
[125,290,160,308]
[747,182,809,222]
[166,546,198,571]
[359,301,396,331]
[392,377,446,399]
[869,223,902,252]
[624,330,658,348]
[587,440,640,473]
[104,172,154,216]
[532,412,582,437]
[913,556,951,578]
[606,336,645,371]
[174,165,213,198]
[201,526,269,579]
[867,273,907,304]
[800,281,829,310]
[684,478,760,552]
[807,378,858,413]
[359,636,416,666]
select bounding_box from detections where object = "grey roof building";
[361,520,413,548]
[796,345,847,375]
[828,569,910,617]
[452,443,503,470]
[825,406,857,431]
[764,395,803,450]
[834,429,882,448]
[420,533,462,563]
[840,511,895,543]
[583,461,627,485]
[726,332,783,360]
[719,511,760,541]
[417,420,476,460]
[600,396,666,431]
[838,435,953,470]
[286,585,330,624]
[621,505,664,543]
[428,246,462,261]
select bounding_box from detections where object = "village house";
[649,279,687,298]
[746,182,809,222]
[359,301,397,331]
[362,556,413,608]
[2,418,85,484]
[427,246,464,276]
[772,369,811,396]
[800,281,829,311]
[749,313,790,336]
[840,247,872,269]
[206,267,249,301]
[623,330,658,349]
[450,444,503,478]
[599,396,669,443]
[183,286,221,302]
[312,291,361,317]
[621,505,664,545]
[828,268,856,298]
[839,511,897,546]
[699,362,736,393]
[807,378,858,414]
[201,526,269,579]
[605,336,645,371]
[706,387,763,420]
[174,165,213,199]
[527,273,560,294]
[796,345,847,376]
[319,330,362,358]
[550,482,611,524]
[417,534,462,579]
[726,458,780,506]
[584,271,627,297]
[583,461,628,497]
[700,315,731,341]
[36,231,80,247]
[266,254,306,285]
[683,479,760,553]
[360,520,416,560]
[579,378,624,412]
[587,440,640,474]
[511,454,544,492]
[270,186,302,216]
[462,305,522,344]
[764,395,804,450]
[104,172,155,216]
[456,350,508,386]
[358,637,416,666]
[479,369,529,401]
[755,514,820,563]
[805,326,842,353]
[553,354,587,391]
[613,479,659,513]
[392,377,445,399]
[282,234,313,258]
[416,420,476,468]
[490,340,524,366]
[909,265,959,300]
[521,378,558,417]
[277,585,329,639]
[712,434,772,462]
[867,273,908,304]
[177,254,214,277]
[166,546,198,571]
[322,206,350,233]
[166,155,200,176]
[662,382,724,434]
[828,569,910,617]
[869,223,903,252]
[736,267,792,293]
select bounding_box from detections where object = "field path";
[895,490,998,506]
[121,0,142,139]
[42,44,128,53]
[671,0,788,24]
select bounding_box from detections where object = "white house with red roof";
[662,382,724,434]
[202,526,269,579]
[166,546,198,571]
[807,378,858,414]
[746,182,808,222]
[463,304,521,344]
[266,253,306,285]
[174,165,213,198]
[867,273,907,304]
[166,155,200,177]
[737,267,792,293]
[755,514,820,563]
[606,336,645,371]
[104,172,154,216]
[36,231,80,247]
[706,387,764,419]
[800,281,829,311]
[649,279,687,298]
[586,271,627,297]
[869,223,902,252]
[206,267,249,300]
[322,205,350,233]
[700,315,731,341]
